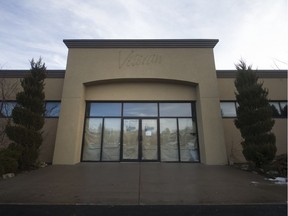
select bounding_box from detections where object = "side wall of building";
[218,74,287,163]
[1,66,286,165]
[0,74,64,164]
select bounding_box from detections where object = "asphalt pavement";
[0,163,286,215]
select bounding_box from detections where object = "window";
[220,101,287,118]
[160,118,178,161]
[45,102,61,117]
[82,101,199,162]
[178,118,199,162]
[82,118,103,161]
[102,118,121,161]
[123,103,157,117]
[220,102,236,117]
[0,101,16,117]
[159,103,192,117]
[87,102,121,117]
[280,102,287,118]
[269,102,281,117]
[0,101,61,118]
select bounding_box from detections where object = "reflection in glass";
[280,102,287,118]
[102,118,121,161]
[159,103,192,117]
[123,103,157,117]
[269,102,281,117]
[160,118,179,161]
[220,102,236,117]
[87,103,121,117]
[178,118,199,162]
[82,118,102,161]
[123,119,139,159]
[0,102,16,117]
[45,102,61,117]
[142,119,158,160]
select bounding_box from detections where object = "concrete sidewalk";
[0,163,286,205]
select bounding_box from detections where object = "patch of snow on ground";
[266,177,287,185]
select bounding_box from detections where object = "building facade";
[0,39,287,165]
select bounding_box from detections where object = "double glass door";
[122,118,158,161]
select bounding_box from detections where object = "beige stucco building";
[0,39,287,165]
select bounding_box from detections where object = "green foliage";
[5,58,46,170]
[234,60,276,168]
[0,143,23,175]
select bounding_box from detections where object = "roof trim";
[0,70,65,78]
[0,70,286,79]
[63,39,219,48]
[217,70,287,78]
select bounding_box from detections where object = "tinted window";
[159,103,192,117]
[269,102,281,117]
[123,103,157,117]
[220,102,236,117]
[45,102,61,117]
[0,102,16,117]
[87,103,121,117]
[280,102,287,118]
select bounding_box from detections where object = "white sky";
[0,0,287,70]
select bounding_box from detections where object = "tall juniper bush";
[6,58,46,170]
[234,60,276,168]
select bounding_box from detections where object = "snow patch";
[267,177,287,185]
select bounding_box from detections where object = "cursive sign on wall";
[118,50,162,69]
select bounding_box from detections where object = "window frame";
[45,101,61,118]
[220,101,237,118]
[82,101,200,163]
[220,100,288,119]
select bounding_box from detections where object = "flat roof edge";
[0,70,286,79]
[0,70,65,78]
[63,39,219,48]
[217,70,288,78]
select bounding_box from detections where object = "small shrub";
[270,154,287,177]
[0,143,23,175]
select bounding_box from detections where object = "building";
[0,39,287,165]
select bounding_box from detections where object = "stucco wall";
[218,76,287,163]
[223,119,287,164]
[53,46,227,165]
[0,77,63,163]
[39,119,59,163]
[218,77,287,100]
[85,81,197,101]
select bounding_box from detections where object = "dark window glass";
[159,103,192,117]
[0,101,16,117]
[220,102,236,117]
[123,103,157,117]
[269,102,281,117]
[280,102,287,118]
[45,102,61,117]
[87,103,121,117]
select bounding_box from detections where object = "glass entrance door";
[122,119,158,161]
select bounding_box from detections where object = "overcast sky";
[0,0,287,70]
